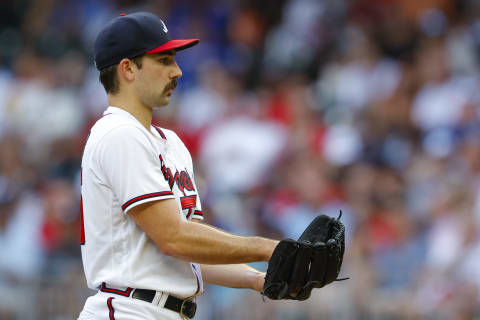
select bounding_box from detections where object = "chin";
[153,99,170,109]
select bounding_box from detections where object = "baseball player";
[77,12,279,320]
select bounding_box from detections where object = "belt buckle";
[180,297,196,319]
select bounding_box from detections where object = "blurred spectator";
[0,134,44,319]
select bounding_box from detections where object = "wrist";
[251,270,265,292]
[265,239,279,261]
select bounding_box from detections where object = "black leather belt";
[100,283,196,319]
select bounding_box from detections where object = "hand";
[262,212,347,301]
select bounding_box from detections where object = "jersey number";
[80,196,85,245]
[80,168,85,245]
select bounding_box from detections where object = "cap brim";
[146,39,200,54]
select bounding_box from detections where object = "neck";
[108,94,152,131]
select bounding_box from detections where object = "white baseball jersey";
[80,106,204,298]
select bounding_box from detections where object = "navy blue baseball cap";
[94,12,199,70]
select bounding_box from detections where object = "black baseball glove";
[262,211,346,301]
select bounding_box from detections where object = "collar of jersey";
[103,106,163,139]
[104,106,137,119]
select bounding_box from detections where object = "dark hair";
[99,55,144,94]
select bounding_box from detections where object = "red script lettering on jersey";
[159,155,195,195]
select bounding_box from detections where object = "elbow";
[155,225,185,258]
[152,223,190,260]
[159,241,181,258]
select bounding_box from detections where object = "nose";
[170,61,182,79]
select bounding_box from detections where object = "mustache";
[164,79,178,92]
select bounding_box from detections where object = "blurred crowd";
[0,0,479,319]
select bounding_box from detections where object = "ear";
[117,58,137,83]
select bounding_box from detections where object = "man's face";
[134,51,182,109]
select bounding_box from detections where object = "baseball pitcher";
[78,12,346,320]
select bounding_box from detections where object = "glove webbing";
[333,210,349,282]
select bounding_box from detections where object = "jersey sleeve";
[191,192,203,221]
[164,130,204,220]
[97,125,174,213]
[170,130,205,221]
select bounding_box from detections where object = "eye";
[159,57,173,65]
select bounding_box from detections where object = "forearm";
[129,199,278,265]
[200,264,265,291]
[167,220,278,264]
